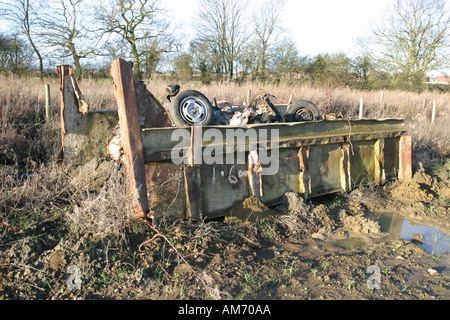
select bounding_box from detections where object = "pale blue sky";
[0,0,400,57]
[165,0,395,56]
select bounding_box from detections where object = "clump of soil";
[389,173,436,203]
[340,215,381,235]
[386,171,449,229]
[226,196,270,221]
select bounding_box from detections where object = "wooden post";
[431,99,436,123]
[45,84,50,122]
[359,98,363,119]
[287,94,294,109]
[379,91,384,107]
[246,90,251,106]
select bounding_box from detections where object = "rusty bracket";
[248,150,263,200]
[110,58,151,222]
[69,73,89,114]
[56,65,86,162]
[189,125,202,166]
[298,146,311,201]
[184,165,203,220]
[340,143,352,191]
[374,139,386,184]
[398,135,412,181]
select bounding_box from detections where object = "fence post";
[431,99,436,123]
[45,84,50,122]
[246,90,251,106]
[359,98,363,119]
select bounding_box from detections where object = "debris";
[427,268,438,276]
[412,233,425,244]
[162,85,293,126]
[107,123,124,162]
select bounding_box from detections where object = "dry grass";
[0,158,142,244]
[1,74,448,118]
[0,75,448,243]
[64,162,138,243]
[1,74,448,166]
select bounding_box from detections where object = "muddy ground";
[0,162,449,301]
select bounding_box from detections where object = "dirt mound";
[277,193,337,240]
[389,172,436,203]
[386,170,449,229]
[341,215,381,235]
[226,196,269,221]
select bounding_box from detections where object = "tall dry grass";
[1,75,449,165]
[0,74,448,244]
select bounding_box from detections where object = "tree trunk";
[72,53,82,79]
[26,32,43,80]
[130,43,142,80]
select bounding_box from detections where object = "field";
[0,74,449,302]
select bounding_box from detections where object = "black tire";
[169,90,214,126]
[285,100,321,122]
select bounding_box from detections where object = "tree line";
[0,0,448,91]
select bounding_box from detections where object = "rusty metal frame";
[57,59,413,222]
[110,59,151,222]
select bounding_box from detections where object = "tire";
[285,100,321,122]
[169,90,214,126]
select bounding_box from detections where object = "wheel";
[285,100,321,122]
[169,90,214,126]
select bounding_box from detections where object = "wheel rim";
[295,108,314,121]
[180,97,208,124]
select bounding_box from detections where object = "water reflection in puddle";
[368,212,449,254]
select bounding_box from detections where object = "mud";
[0,166,449,300]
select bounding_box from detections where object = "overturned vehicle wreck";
[57,58,412,226]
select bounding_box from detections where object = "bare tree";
[96,0,177,80]
[252,0,285,79]
[0,33,35,74]
[37,0,97,78]
[194,0,250,79]
[270,37,304,80]
[0,0,44,79]
[369,0,449,85]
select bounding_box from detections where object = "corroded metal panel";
[398,135,412,181]
[110,58,150,221]
[57,65,119,164]
[58,60,412,222]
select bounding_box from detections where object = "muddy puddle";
[334,212,450,255]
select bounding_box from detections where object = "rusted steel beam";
[184,165,203,220]
[298,146,311,201]
[56,64,97,163]
[248,150,263,200]
[398,135,412,181]
[374,139,386,184]
[140,119,406,159]
[133,80,172,128]
[339,143,352,192]
[110,58,150,222]
[57,65,77,156]
[57,65,73,159]
[190,125,202,166]
[69,71,89,114]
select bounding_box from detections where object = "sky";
[280,0,394,56]
[1,0,445,75]
[164,0,395,57]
